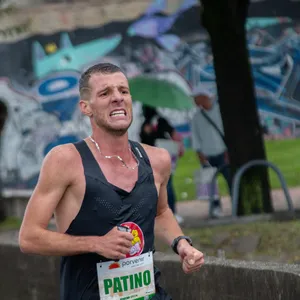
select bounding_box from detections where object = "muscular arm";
[145,145,205,271]
[19,145,99,256]
[149,148,186,246]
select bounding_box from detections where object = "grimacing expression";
[83,72,133,135]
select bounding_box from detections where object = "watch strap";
[171,236,193,255]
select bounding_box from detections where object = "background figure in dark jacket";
[140,105,184,224]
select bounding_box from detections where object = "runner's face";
[88,72,133,135]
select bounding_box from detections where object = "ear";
[79,100,93,117]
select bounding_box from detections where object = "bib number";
[97,252,156,300]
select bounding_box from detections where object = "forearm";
[154,208,184,246]
[19,227,98,256]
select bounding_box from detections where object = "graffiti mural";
[0,0,299,189]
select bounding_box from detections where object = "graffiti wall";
[0,0,300,190]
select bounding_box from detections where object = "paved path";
[2,187,300,245]
[176,187,300,219]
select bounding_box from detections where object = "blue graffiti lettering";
[34,72,80,122]
[38,75,78,96]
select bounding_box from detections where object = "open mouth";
[110,109,127,117]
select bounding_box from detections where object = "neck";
[90,128,131,158]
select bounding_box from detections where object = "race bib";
[97,252,156,300]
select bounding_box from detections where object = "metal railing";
[231,160,294,217]
[209,160,294,218]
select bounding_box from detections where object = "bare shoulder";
[140,143,171,180]
[40,143,82,181]
[43,143,79,167]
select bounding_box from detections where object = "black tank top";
[60,140,158,300]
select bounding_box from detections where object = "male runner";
[19,63,204,299]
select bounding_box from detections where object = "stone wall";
[2,196,29,219]
[1,240,300,300]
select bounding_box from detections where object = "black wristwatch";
[171,236,193,255]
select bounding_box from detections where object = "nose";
[111,88,124,104]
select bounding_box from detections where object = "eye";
[99,91,108,97]
[122,90,129,94]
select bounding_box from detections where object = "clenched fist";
[96,227,134,260]
[177,240,204,274]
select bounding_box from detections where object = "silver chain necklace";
[89,136,139,170]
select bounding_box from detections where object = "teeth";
[111,110,125,116]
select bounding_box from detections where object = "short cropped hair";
[79,63,125,100]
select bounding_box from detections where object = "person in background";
[127,102,144,142]
[190,86,231,218]
[140,105,185,224]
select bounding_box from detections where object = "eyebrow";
[116,82,129,89]
[96,85,129,93]
[96,87,108,94]
[119,85,129,90]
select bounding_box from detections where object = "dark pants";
[202,152,232,208]
[152,266,173,299]
[167,174,176,214]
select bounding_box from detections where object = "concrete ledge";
[2,197,29,219]
[156,253,300,300]
[0,242,60,300]
[1,240,300,300]
[2,189,33,198]
[1,190,32,219]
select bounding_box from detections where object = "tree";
[200,0,273,215]
[0,101,8,222]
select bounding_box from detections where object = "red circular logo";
[120,222,144,257]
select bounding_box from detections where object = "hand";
[198,152,208,165]
[179,143,184,157]
[177,240,204,274]
[224,151,230,164]
[97,227,134,260]
[201,159,209,166]
[143,124,153,134]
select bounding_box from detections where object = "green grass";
[187,220,300,262]
[0,217,22,231]
[155,220,300,263]
[173,139,300,201]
